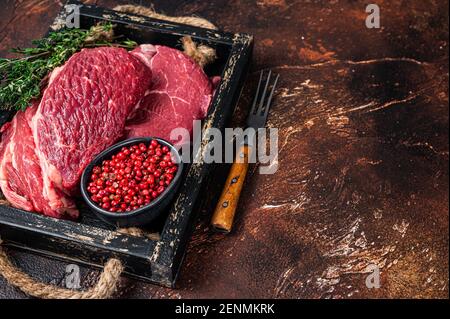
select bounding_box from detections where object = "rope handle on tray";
[0,4,217,299]
[0,239,123,299]
[113,5,218,30]
[114,5,218,67]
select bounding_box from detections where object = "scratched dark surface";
[0,0,448,299]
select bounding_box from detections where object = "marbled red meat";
[0,47,152,218]
[32,47,152,194]
[0,103,77,219]
[126,44,214,146]
[0,44,214,219]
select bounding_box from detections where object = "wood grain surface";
[0,0,448,298]
[211,144,252,233]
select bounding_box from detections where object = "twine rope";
[0,4,217,299]
[0,238,123,299]
[113,5,218,30]
[114,5,217,67]
[181,36,217,68]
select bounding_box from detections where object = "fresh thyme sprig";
[0,23,137,111]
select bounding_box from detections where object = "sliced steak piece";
[0,103,77,219]
[31,47,152,195]
[126,44,214,146]
[0,47,152,218]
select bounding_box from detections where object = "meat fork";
[211,70,279,233]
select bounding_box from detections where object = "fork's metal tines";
[248,70,279,128]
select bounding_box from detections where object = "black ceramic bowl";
[80,137,184,228]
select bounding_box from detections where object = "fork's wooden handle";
[211,144,251,233]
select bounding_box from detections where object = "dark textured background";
[0,0,448,298]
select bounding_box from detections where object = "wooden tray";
[0,1,252,287]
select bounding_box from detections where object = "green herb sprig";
[0,23,137,111]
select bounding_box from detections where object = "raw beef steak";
[126,44,214,146]
[31,47,152,195]
[0,43,216,219]
[0,103,77,219]
[0,47,152,218]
